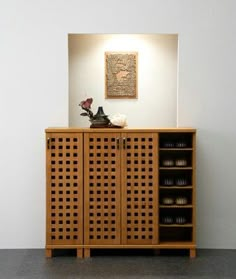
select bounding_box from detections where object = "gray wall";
[0,0,236,248]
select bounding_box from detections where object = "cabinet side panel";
[84,132,121,245]
[46,132,83,246]
[46,133,52,246]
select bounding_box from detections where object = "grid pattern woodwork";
[84,133,121,245]
[122,133,159,244]
[46,133,83,246]
[45,128,196,258]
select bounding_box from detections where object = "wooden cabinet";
[45,128,196,258]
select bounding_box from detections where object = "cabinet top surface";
[45,127,196,133]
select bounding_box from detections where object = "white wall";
[1,0,236,248]
[69,34,177,128]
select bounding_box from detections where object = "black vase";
[90,106,110,128]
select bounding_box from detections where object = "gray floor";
[0,249,235,279]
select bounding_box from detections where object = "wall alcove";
[68,34,178,128]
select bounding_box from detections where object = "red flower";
[80,98,93,109]
[79,97,94,120]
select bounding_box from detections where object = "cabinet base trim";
[83,244,196,249]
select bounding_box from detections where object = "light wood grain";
[45,128,196,258]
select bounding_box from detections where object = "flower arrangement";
[79,97,128,128]
[79,97,110,127]
[79,98,94,121]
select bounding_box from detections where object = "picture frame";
[105,52,138,99]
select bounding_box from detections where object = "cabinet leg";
[190,249,196,258]
[45,249,52,258]
[84,248,91,258]
[76,248,83,258]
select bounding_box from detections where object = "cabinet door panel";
[84,133,121,245]
[46,133,83,246]
[121,132,159,245]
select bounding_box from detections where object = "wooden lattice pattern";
[121,133,159,244]
[45,128,196,258]
[46,133,83,245]
[84,133,121,245]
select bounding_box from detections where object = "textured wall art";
[105,52,138,99]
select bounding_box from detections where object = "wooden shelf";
[159,167,193,170]
[159,205,193,208]
[159,186,193,189]
[160,224,193,227]
[159,241,195,247]
[159,148,193,151]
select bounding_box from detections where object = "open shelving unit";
[158,132,196,257]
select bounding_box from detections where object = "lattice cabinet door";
[121,132,159,245]
[46,133,83,247]
[84,133,121,245]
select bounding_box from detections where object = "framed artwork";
[105,52,138,99]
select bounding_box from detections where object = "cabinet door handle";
[116,137,120,149]
[123,137,126,149]
[47,137,51,149]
